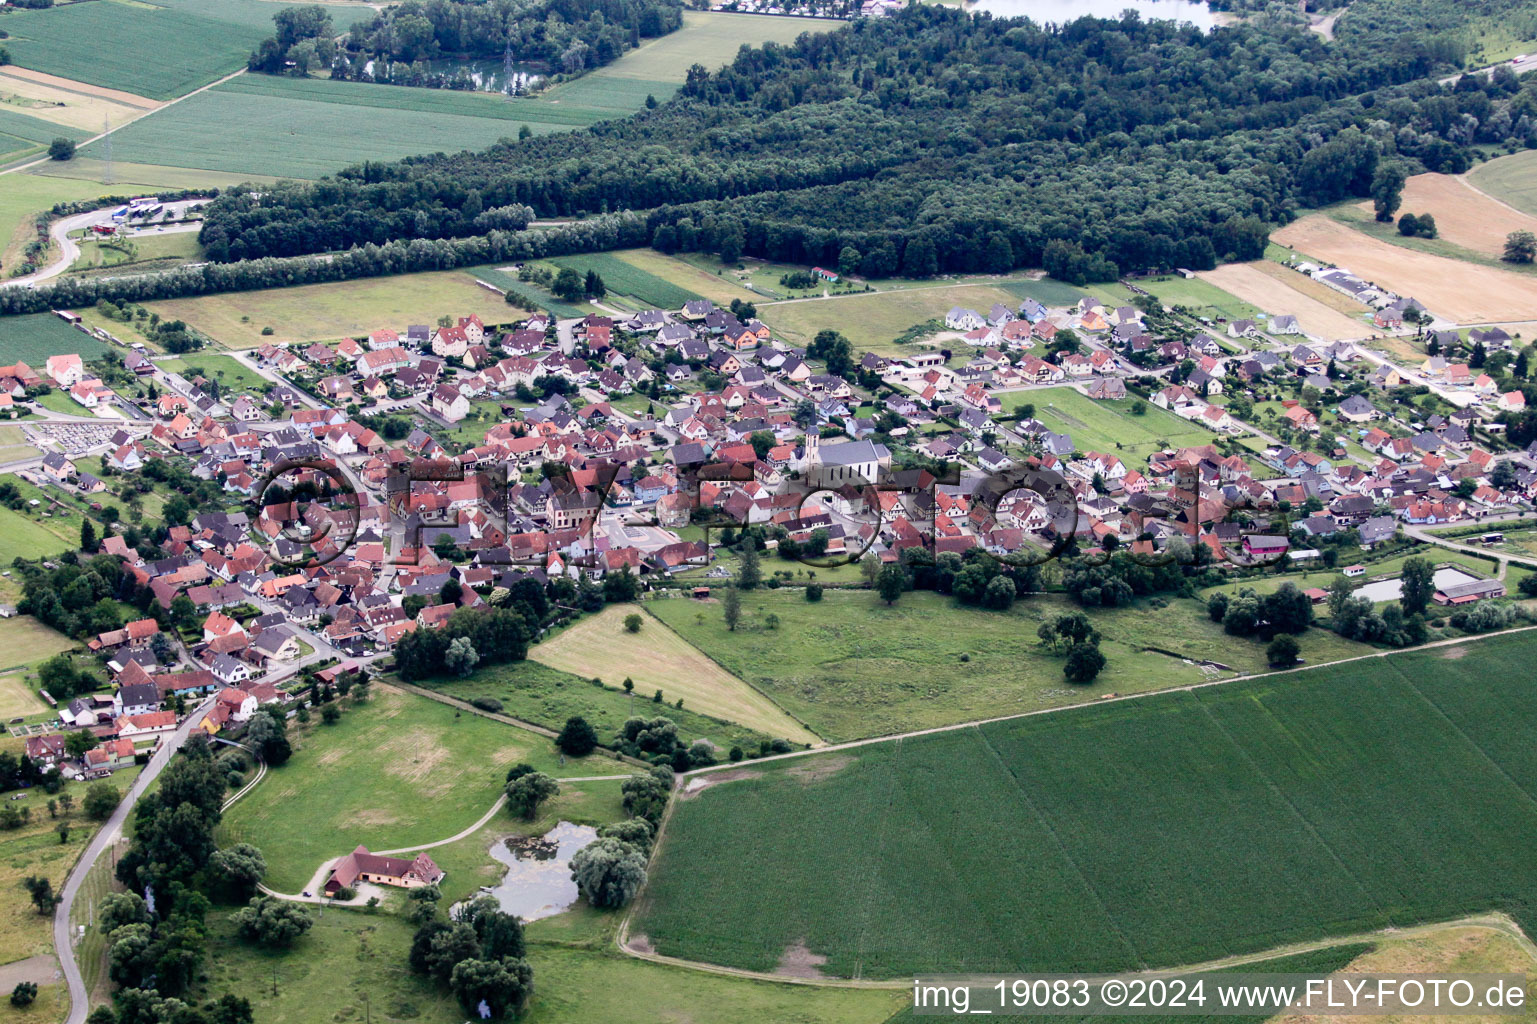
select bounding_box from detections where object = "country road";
[53,694,216,1024]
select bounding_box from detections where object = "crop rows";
[549,252,702,310]
[636,631,1537,977]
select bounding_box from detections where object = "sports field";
[635,629,1537,978]
[144,269,515,347]
[528,605,818,744]
[217,685,631,892]
[548,251,703,310]
[648,589,1373,742]
[0,0,375,101]
[1272,214,1537,323]
[763,283,1026,354]
[1011,386,1219,463]
[1470,150,1537,219]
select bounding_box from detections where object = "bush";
[11,982,37,1007]
[470,697,504,713]
[805,583,823,602]
[48,138,75,161]
[623,613,642,633]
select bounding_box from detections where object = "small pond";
[420,58,546,94]
[464,821,598,922]
[968,0,1217,28]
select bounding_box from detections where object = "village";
[1,255,1534,785]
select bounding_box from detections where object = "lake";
[968,0,1217,28]
[465,821,598,922]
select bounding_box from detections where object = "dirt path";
[0,955,60,990]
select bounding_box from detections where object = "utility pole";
[101,113,113,186]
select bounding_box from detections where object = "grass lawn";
[195,898,904,1024]
[527,605,818,744]
[1005,386,1220,466]
[0,669,48,719]
[217,685,633,892]
[155,353,270,398]
[67,229,204,277]
[648,588,1375,743]
[634,629,1537,978]
[761,283,1025,355]
[146,270,517,348]
[0,504,75,566]
[0,614,75,673]
[426,659,776,758]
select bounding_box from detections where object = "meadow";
[0,105,86,165]
[0,504,74,566]
[634,629,1537,978]
[0,0,375,101]
[195,898,904,1024]
[0,312,107,363]
[762,283,1027,354]
[1470,150,1537,219]
[647,588,1374,742]
[527,604,819,744]
[216,685,632,892]
[155,353,270,397]
[428,658,776,758]
[0,614,76,673]
[1008,386,1219,464]
[547,251,703,310]
[145,269,516,347]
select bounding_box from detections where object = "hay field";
[1272,215,1537,323]
[1356,172,1537,258]
[1201,261,1374,340]
[528,605,820,745]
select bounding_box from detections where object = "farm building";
[326,846,444,894]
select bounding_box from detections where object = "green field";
[217,685,633,892]
[997,276,1091,307]
[0,311,107,363]
[647,589,1374,743]
[0,503,74,565]
[1469,150,1537,219]
[763,283,1027,354]
[145,268,517,347]
[1008,386,1220,464]
[471,264,592,318]
[80,74,579,180]
[0,105,87,164]
[67,229,204,276]
[635,629,1537,977]
[0,0,375,101]
[1132,274,1264,322]
[0,613,75,672]
[547,250,703,309]
[196,899,905,1024]
[425,659,776,757]
[156,353,269,397]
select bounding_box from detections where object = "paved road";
[3,201,207,290]
[1405,510,1537,580]
[53,694,216,1024]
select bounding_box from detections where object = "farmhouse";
[326,845,444,894]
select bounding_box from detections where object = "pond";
[464,821,598,922]
[968,0,1217,28]
[420,58,546,95]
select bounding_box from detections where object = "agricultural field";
[1470,150,1537,219]
[144,269,517,347]
[430,658,775,757]
[546,251,703,309]
[1131,273,1263,323]
[0,0,375,101]
[217,685,632,892]
[633,630,1537,978]
[0,312,107,363]
[617,250,763,306]
[648,588,1374,743]
[1199,262,1374,341]
[0,65,158,133]
[1359,172,1537,259]
[1271,214,1537,323]
[79,74,582,181]
[762,283,1026,354]
[527,604,818,744]
[998,276,1091,307]
[0,614,75,673]
[471,265,592,318]
[1006,386,1220,465]
[0,105,87,165]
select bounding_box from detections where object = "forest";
[250,0,683,82]
[195,1,1537,280]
